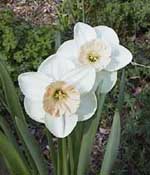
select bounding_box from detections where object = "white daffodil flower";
[18,55,96,138]
[56,22,133,93]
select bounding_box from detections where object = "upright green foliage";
[0,132,30,175]
[0,2,149,175]
[99,69,125,175]
[0,115,20,151]
[112,88,150,175]
[77,94,106,175]
[0,61,48,175]
[0,61,25,121]
[15,118,48,175]
[100,111,121,175]
[117,69,126,113]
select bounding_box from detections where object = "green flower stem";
[67,0,75,23]
[68,136,74,175]
[57,139,62,175]
[76,0,80,9]
[62,138,68,175]
[82,0,85,22]
[72,123,84,175]
[117,69,125,113]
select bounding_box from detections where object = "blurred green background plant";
[0,0,150,174]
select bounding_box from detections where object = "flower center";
[79,39,111,71]
[88,53,99,63]
[53,89,67,100]
[43,81,80,117]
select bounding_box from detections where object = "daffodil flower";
[56,22,133,93]
[18,55,96,138]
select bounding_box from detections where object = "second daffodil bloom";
[18,55,96,138]
[56,22,133,93]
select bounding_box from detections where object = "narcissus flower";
[18,55,96,138]
[56,22,133,93]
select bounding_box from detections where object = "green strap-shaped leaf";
[0,116,16,146]
[71,122,84,175]
[15,117,48,175]
[55,31,61,50]
[0,131,30,175]
[100,111,121,175]
[0,115,32,173]
[77,94,106,175]
[0,61,36,172]
[100,69,124,175]
[0,61,25,121]
[0,61,48,175]
[0,155,10,175]
[0,115,20,150]
[117,69,126,113]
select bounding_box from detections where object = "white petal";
[77,92,97,121]
[95,26,119,45]
[45,114,78,138]
[74,22,96,46]
[93,71,117,93]
[24,97,45,123]
[62,66,96,94]
[18,72,51,100]
[105,45,132,72]
[38,54,75,80]
[56,40,79,61]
